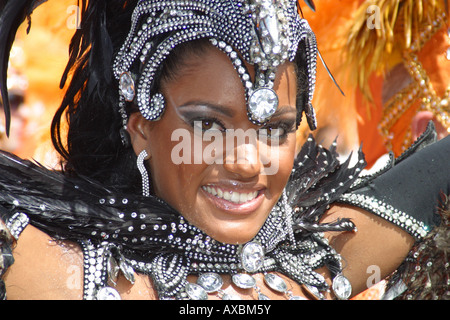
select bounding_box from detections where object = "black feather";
[0,150,180,254]
[286,135,366,235]
[0,0,47,136]
[318,49,345,96]
[303,0,316,12]
[86,0,113,98]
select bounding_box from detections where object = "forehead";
[160,45,298,110]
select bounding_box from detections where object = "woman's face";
[129,45,298,244]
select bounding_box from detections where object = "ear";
[127,112,151,158]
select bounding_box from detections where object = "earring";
[137,150,150,197]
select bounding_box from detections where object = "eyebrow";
[178,101,296,119]
[178,101,235,118]
[270,105,297,118]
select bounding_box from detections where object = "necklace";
[185,239,352,300]
[189,271,308,300]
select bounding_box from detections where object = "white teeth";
[202,186,259,204]
[231,192,240,203]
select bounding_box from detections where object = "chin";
[205,223,261,245]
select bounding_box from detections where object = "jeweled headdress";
[112,0,318,131]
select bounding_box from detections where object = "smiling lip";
[201,184,265,214]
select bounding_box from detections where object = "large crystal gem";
[248,88,278,123]
[197,273,223,293]
[240,242,265,273]
[96,287,121,300]
[260,9,280,54]
[332,274,352,300]
[119,257,135,284]
[185,282,208,300]
[302,284,324,300]
[232,273,256,289]
[107,255,119,285]
[119,72,135,101]
[263,273,287,293]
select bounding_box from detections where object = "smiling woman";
[0,0,449,301]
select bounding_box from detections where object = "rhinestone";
[96,287,121,300]
[119,259,135,284]
[332,274,352,300]
[289,295,307,300]
[119,72,135,101]
[107,256,119,285]
[240,242,264,273]
[263,273,287,293]
[197,273,223,293]
[258,292,271,300]
[302,284,323,300]
[248,88,278,123]
[232,273,256,289]
[222,293,242,300]
[185,283,208,300]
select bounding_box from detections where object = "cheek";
[146,129,207,211]
[265,136,296,178]
[271,144,295,188]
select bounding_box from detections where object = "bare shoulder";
[321,204,415,297]
[4,224,84,299]
[3,224,158,300]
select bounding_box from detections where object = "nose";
[223,142,262,179]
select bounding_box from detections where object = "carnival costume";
[0,0,449,300]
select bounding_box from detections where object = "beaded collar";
[80,188,357,300]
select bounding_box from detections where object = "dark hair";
[51,0,140,192]
[51,1,309,193]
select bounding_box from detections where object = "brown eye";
[202,121,214,130]
[193,120,224,132]
[259,126,284,139]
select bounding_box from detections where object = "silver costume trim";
[339,193,430,239]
